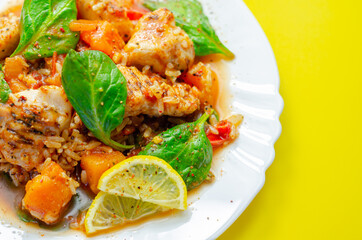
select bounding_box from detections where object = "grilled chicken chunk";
[0,13,20,59]
[124,8,195,77]
[118,65,200,117]
[76,0,134,41]
[0,86,72,171]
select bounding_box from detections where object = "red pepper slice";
[179,70,204,90]
[126,4,149,20]
[126,9,146,20]
[206,120,232,147]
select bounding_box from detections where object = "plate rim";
[210,1,284,239]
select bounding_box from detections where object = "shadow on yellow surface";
[219,0,362,239]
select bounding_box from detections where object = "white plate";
[0,0,283,239]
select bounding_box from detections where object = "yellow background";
[219,0,362,239]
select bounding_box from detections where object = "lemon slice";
[98,155,187,210]
[85,156,187,234]
[85,192,164,234]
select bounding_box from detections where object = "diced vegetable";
[76,0,134,41]
[62,50,133,151]
[126,9,146,20]
[206,120,232,147]
[22,160,79,224]
[179,70,204,90]
[4,56,28,80]
[69,20,98,32]
[179,62,214,106]
[70,20,125,62]
[3,56,28,93]
[139,112,213,190]
[126,3,149,20]
[80,150,126,194]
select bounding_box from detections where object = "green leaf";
[0,71,11,103]
[16,208,38,224]
[62,50,133,151]
[143,0,234,57]
[139,113,213,190]
[11,0,79,60]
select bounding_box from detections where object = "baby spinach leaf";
[143,0,234,57]
[62,50,133,151]
[139,113,213,190]
[16,208,38,224]
[0,71,11,103]
[11,0,79,60]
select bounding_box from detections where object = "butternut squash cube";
[22,160,79,224]
[81,151,126,194]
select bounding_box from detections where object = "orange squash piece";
[22,160,79,224]
[70,20,125,62]
[3,56,28,93]
[81,150,126,194]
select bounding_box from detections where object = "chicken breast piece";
[0,13,20,59]
[22,159,79,224]
[0,86,72,171]
[123,8,195,78]
[76,0,134,40]
[118,65,200,117]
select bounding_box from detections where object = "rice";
[0,108,215,187]
[143,126,153,138]
[208,125,219,135]
[44,140,62,149]
[80,170,88,185]
[38,68,51,76]
[64,149,81,161]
